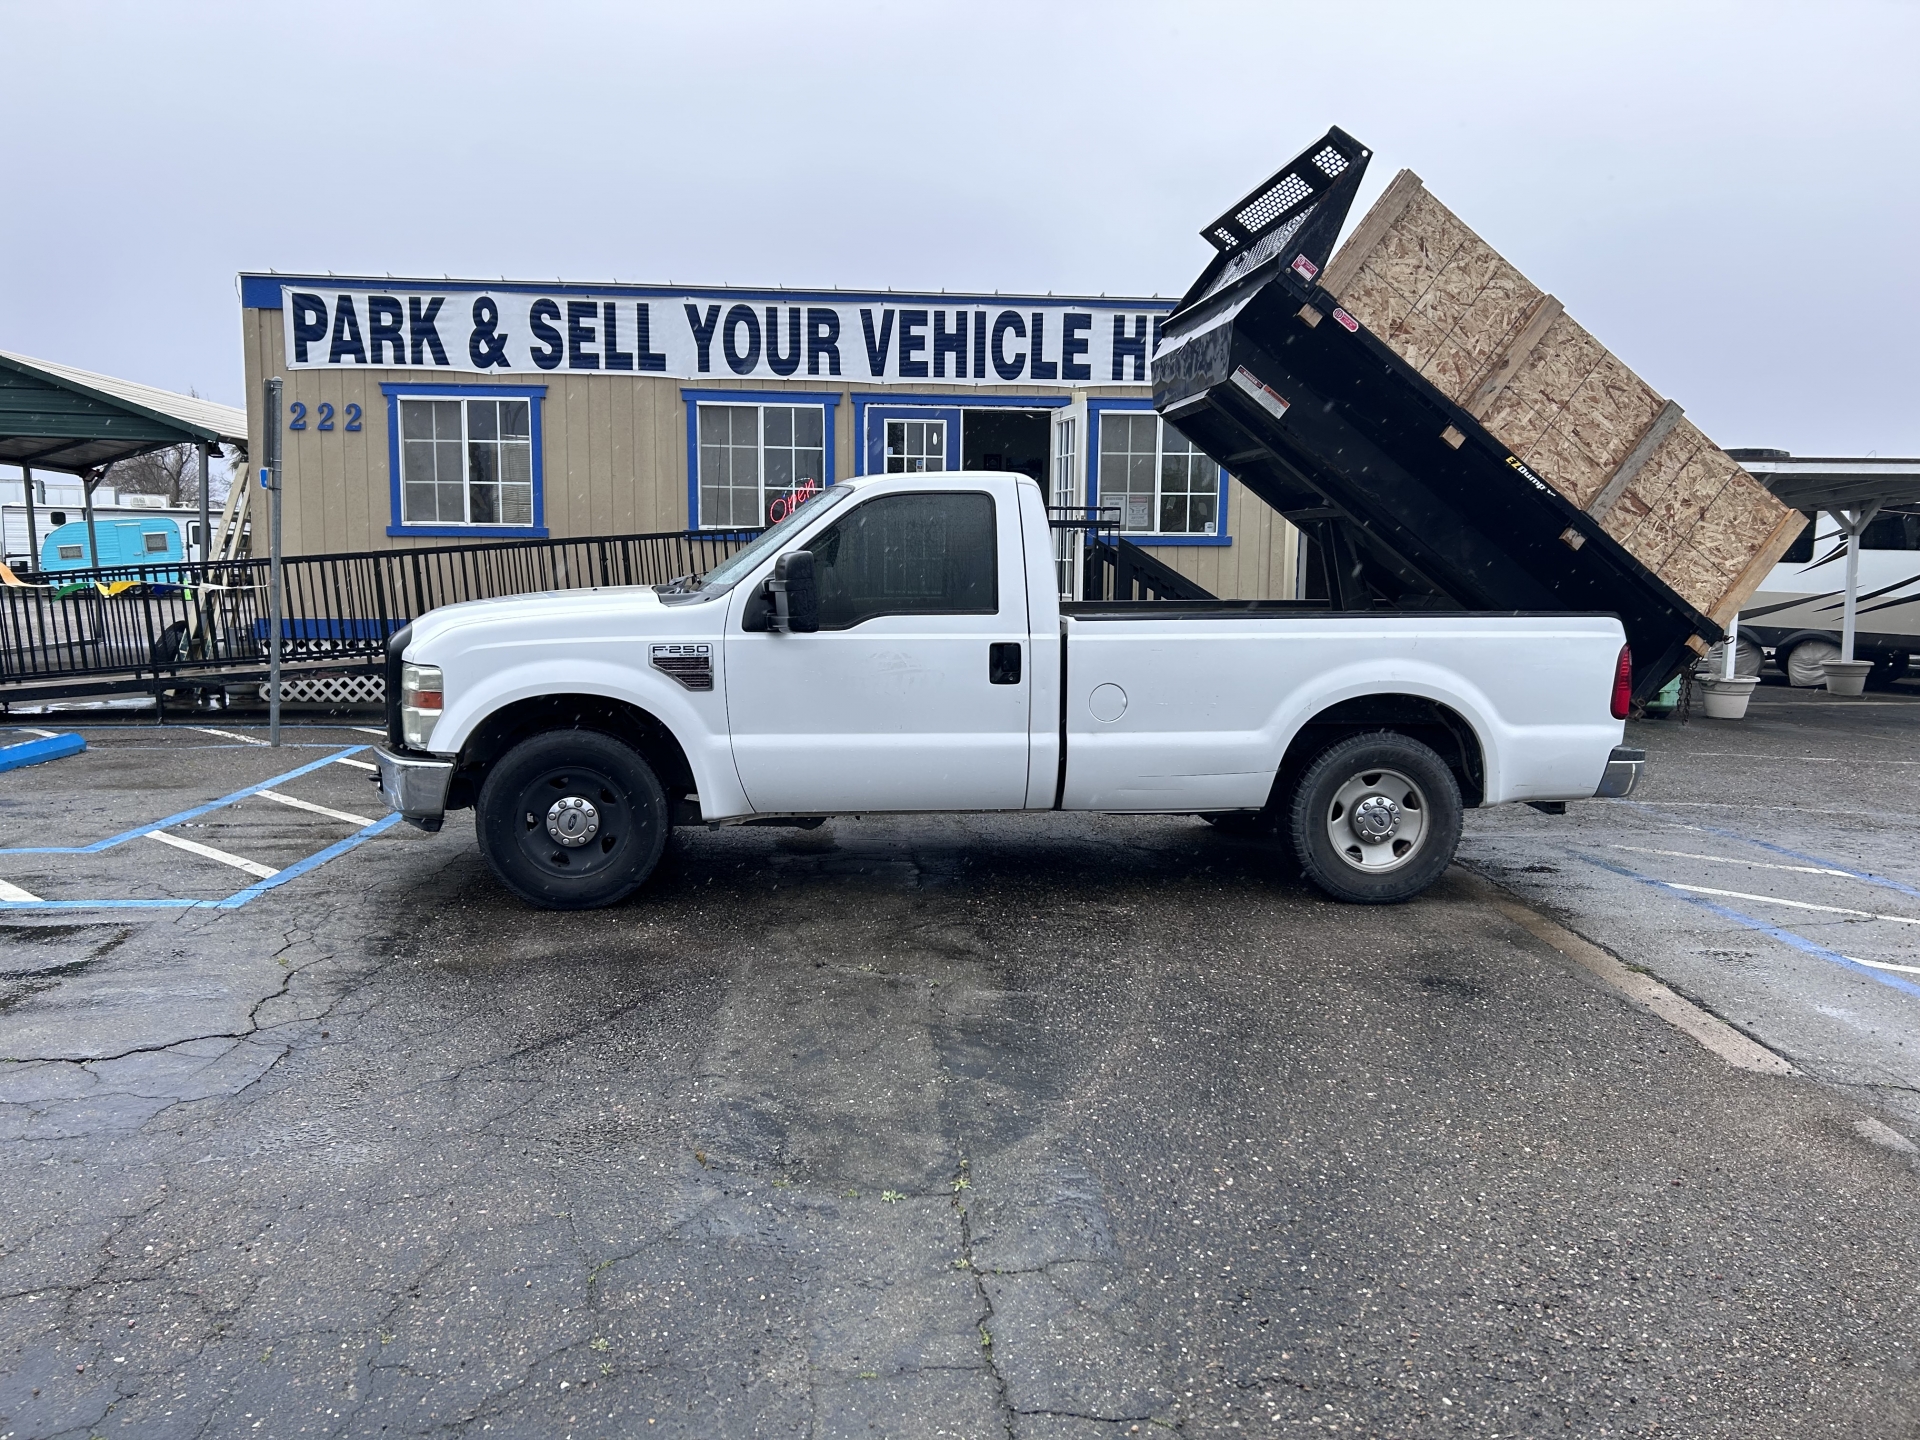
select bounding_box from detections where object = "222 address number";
[288,401,362,432]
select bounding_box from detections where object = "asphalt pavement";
[1464,679,1920,1132]
[2,712,1919,1439]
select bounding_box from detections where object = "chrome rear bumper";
[373,745,454,832]
[1593,745,1645,799]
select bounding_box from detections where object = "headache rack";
[1181,125,1373,312]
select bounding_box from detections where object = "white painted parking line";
[1614,845,1853,878]
[16,727,60,739]
[1848,956,1920,977]
[257,788,376,826]
[0,878,40,901]
[1680,751,1920,765]
[350,727,385,736]
[1663,882,1920,926]
[145,830,279,879]
[1651,803,1899,816]
[191,727,269,746]
[332,756,378,772]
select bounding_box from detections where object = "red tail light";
[1610,644,1633,719]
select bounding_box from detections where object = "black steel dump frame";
[1153,127,1720,702]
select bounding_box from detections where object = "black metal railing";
[3,516,1218,701]
[0,529,758,696]
[1048,506,1215,603]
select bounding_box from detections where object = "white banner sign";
[278,288,1165,387]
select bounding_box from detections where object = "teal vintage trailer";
[40,517,184,572]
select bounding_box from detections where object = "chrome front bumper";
[1593,745,1645,799]
[373,745,455,831]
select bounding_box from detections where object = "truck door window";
[811,492,997,629]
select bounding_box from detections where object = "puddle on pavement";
[0,922,132,1011]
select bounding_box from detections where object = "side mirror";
[768,550,818,634]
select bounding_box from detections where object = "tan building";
[239,275,1297,598]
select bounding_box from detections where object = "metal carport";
[1732,450,1920,678]
[0,350,246,572]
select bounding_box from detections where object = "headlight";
[401,662,444,749]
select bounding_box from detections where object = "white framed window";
[885,418,946,473]
[1098,412,1219,536]
[698,402,827,528]
[398,395,533,526]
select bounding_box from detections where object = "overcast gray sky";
[3,0,1915,456]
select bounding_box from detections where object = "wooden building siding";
[244,306,1297,597]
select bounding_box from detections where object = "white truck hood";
[404,585,673,657]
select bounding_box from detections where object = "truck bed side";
[1059,610,1624,811]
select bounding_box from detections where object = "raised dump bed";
[1152,127,1804,700]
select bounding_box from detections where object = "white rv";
[1732,452,1920,685]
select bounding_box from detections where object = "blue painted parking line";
[0,746,371,856]
[0,730,86,773]
[208,814,403,907]
[1579,853,1920,1002]
[0,814,403,912]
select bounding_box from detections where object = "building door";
[960,408,1052,482]
[724,481,1032,813]
[1049,395,1088,600]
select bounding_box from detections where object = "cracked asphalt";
[3,715,1920,1439]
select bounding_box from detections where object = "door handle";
[989,642,1022,685]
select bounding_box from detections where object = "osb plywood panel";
[1456,259,1540,375]
[1607,417,1706,546]
[1561,352,1662,471]
[1693,473,1787,586]
[1337,264,1413,341]
[1328,172,1801,625]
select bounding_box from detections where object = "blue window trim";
[851,392,1071,476]
[861,403,960,477]
[1085,398,1231,548]
[682,388,841,530]
[381,382,549,538]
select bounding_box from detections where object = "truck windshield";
[685,484,855,597]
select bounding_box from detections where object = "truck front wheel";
[1288,731,1462,904]
[476,731,669,910]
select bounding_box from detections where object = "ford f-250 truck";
[372,470,1642,909]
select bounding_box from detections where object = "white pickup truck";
[372,472,1642,909]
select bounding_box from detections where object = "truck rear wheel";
[476,731,669,910]
[1288,731,1461,904]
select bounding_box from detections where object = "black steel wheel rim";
[512,764,633,879]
